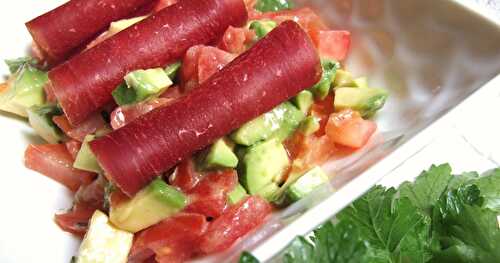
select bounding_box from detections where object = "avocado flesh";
[239,139,290,198]
[110,178,187,233]
[249,20,277,39]
[109,16,147,35]
[0,64,47,117]
[228,183,248,205]
[113,68,172,105]
[231,102,304,146]
[334,87,388,117]
[292,90,313,114]
[310,59,339,100]
[74,135,103,174]
[76,210,133,263]
[299,116,320,135]
[27,104,62,143]
[204,138,239,169]
[286,166,329,201]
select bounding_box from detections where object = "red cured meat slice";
[25,0,154,63]
[90,21,322,196]
[49,0,248,125]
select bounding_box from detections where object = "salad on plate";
[0,0,389,262]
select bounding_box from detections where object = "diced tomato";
[310,30,351,61]
[185,169,238,218]
[53,114,106,141]
[129,213,208,263]
[325,109,377,148]
[180,45,236,90]
[169,159,204,192]
[257,8,328,34]
[110,98,172,130]
[65,139,82,160]
[199,196,272,253]
[153,0,178,12]
[218,26,256,54]
[286,134,336,176]
[74,176,106,210]
[25,144,96,191]
[44,82,57,103]
[54,203,96,237]
[310,94,335,136]
[244,0,260,19]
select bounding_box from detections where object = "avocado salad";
[1,0,390,262]
[241,164,500,263]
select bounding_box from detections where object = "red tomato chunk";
[325,109,377,149]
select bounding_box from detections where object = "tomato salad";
[1,0,388,262]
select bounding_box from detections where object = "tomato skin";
[169,158,204,192]
[310,30,351,61]
[184,169,238,218]
[257,8,328,34]
[65,139,82,160]
[129,213,208,263]
[54,203,95,237]
[286,133,336,176]
[180,45,235,90]
[325,109,377,148]
[218,26,256,54]
[52,114,105,142]
[75,176,107,210]
[310,94,335,136]
[199,196,272,253]
[24,143,95,191]
[110,98,172,130]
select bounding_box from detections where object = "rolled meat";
[26,0,154,63]
[90,21,322,196]
[49,0,248,125]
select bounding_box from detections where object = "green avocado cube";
[292,90,314,114]
[333,69,355,88]
[113,68,172,105]
[204,138,239,169]
[310,59,340,100]
[0,64,48,117]
[74,135,103,174]
[27,104,63,144]
[255,0,293,12]
[228,183,248,205]
[109,16,147,34]
[239,139,290,197]
[334,87,389,118]
[299,116,320,135]
[164,62,182,80]
[110,177,187,233]
[353,77,368,88]
[286,166,329,201]
[231,102,304,146]
[249,20,277,39]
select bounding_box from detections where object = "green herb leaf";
[255,0,293,12]
[239,251,260,263]
[475,168,500,212]
[5,56,38,74]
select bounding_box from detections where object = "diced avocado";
[164,61,181,80]
[333,69,355,87]
[249,20,277,39]
[353,77,368,88]
[298,116,320,135]
[334,87,389,118]
[286,166,329,201]
[27,104,63,143]
[231,102,304,146]
[228,183,248,205]
[74,135,103,174]
[110,177,187,232]
[0,64,48,117]
[112,68,172,105]
[256,182,280,201]
[239,139,290,196]
[76,210,133,263]
[255,0,293,12]
[291,90,313,114]
[109,16,147,35]
[204,138,239,169]
[4,56,38,74]
[310,59,340,100]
